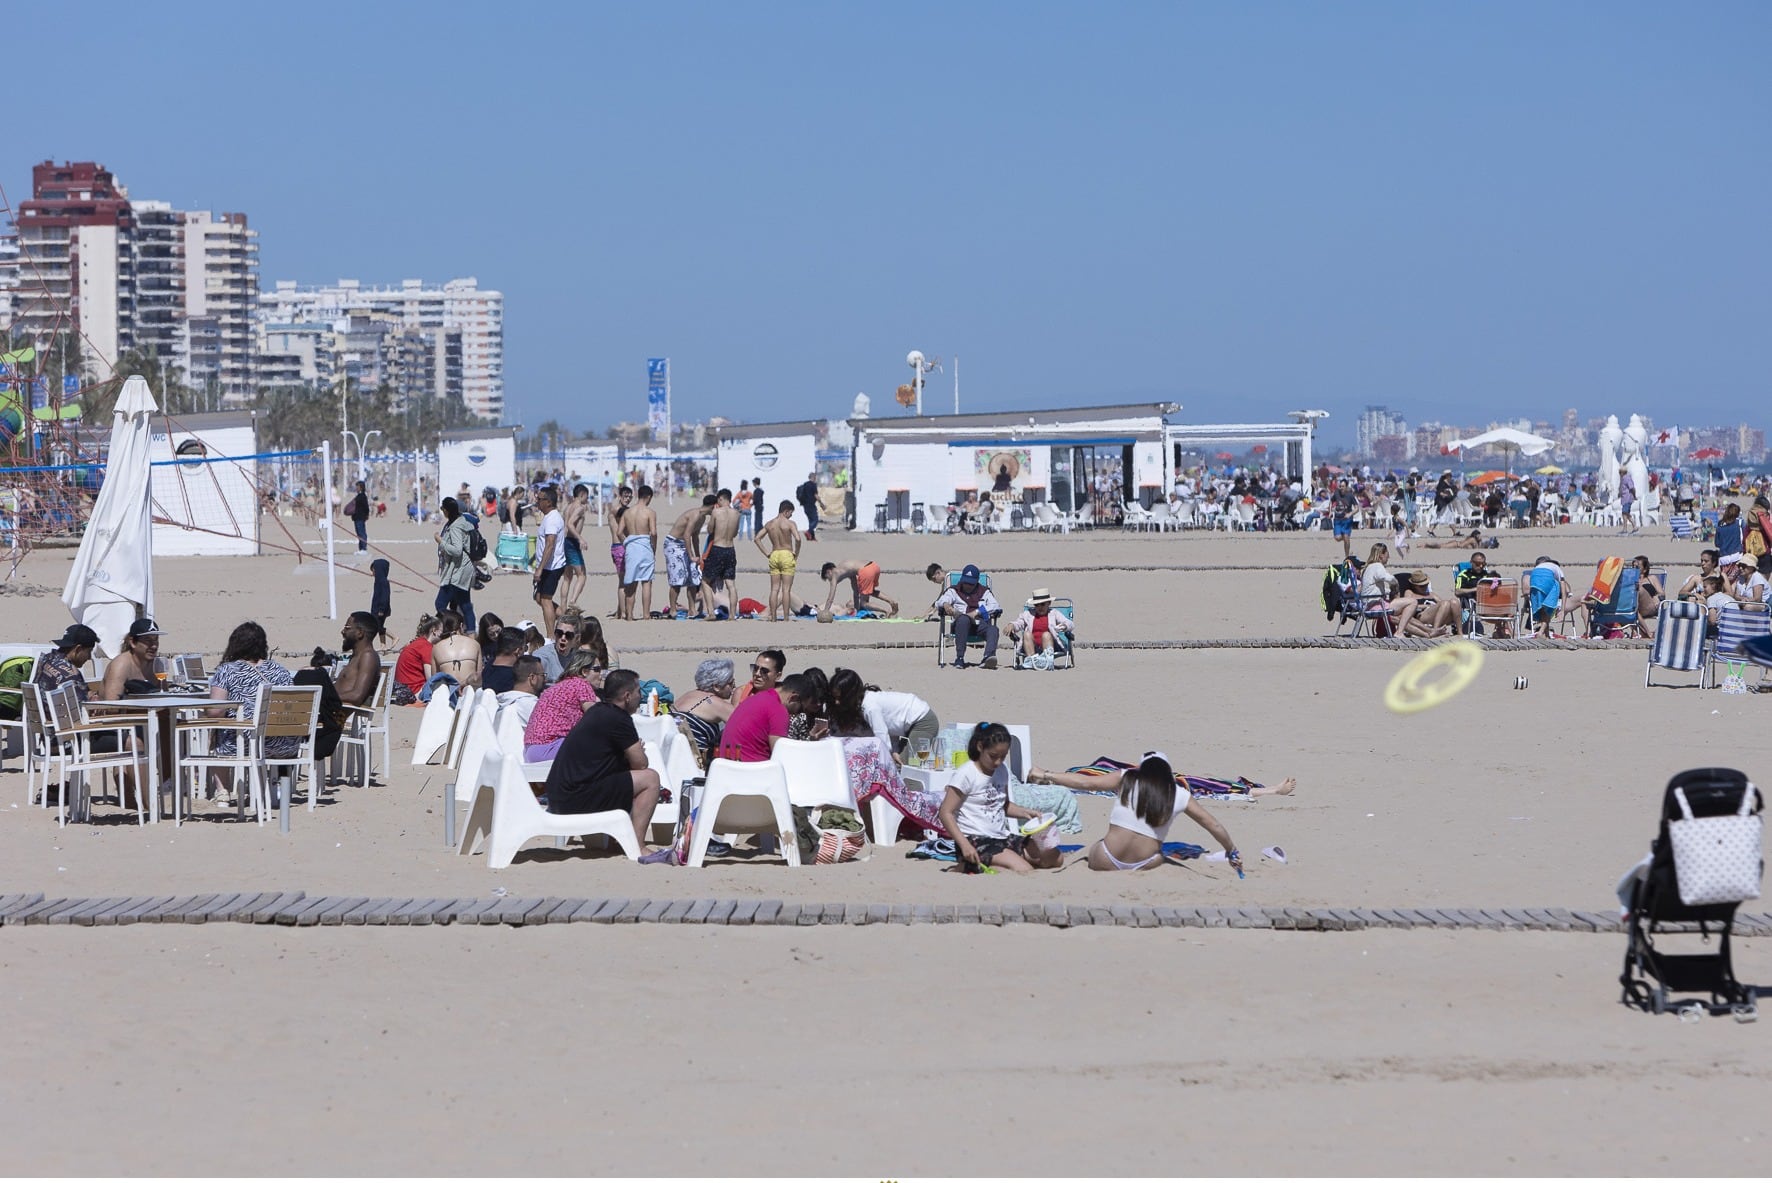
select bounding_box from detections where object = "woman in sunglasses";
[521,650,606,763]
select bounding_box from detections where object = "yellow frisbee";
[1383,640,1485,714]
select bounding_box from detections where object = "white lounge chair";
[409,685,457,765]
[686,758,799,868]
[773,737,856,810]
[469,750,641,869]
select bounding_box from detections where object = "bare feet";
[1250,776,1297,799]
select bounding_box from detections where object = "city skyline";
[2,2,1767,439]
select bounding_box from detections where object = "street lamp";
[343,429,383,482]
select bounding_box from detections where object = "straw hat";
[1030,588,1052,604]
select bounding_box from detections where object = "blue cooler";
[495,531,533,572]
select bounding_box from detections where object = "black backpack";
[466,524,488,563]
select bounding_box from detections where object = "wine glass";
[153,657,169,691]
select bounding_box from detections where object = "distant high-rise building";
[259,277,502,418]
[1356,404,1409,458]
[7,161,258,403]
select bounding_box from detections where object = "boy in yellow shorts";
[755,500,804,622]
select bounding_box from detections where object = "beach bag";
[466,525,488,563]
[1668,783,1763,906]
[0,655,33,720]
[1747,526,1768,558]
[795,805,866,864]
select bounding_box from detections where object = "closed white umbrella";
[61,375,158,658]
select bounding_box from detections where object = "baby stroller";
[1012,596,1077,670]
[1619,767,1763,1020]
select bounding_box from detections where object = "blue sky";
[7,2,1768,445]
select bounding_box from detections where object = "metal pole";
[953,355,960,414]
[320,439,338,619]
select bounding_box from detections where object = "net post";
[320,439,338,620]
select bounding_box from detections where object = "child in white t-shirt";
[938,722,1061,873]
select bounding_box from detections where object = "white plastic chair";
[470,750,641,869]
[174,682,270,826]
[444,688,487,770]
[450,697,502,808]
[686,758,799,868]
[409,685,457,765]
[772,737,856,810]
[1146,501,1175,532]
[333,669,391,787]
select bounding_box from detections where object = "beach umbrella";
[1469,470,1513,485]
[1535,464,1565,475]
[1215,451,1235,460]
[1251,444,1268,454]
[61,375,158,658]
[1444,426,1553,478]
[1691,447,1725,460]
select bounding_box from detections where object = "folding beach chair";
[1471,579,1520,639]
[934,570,999,667]
[1619,768,1762,1019]
[1586,565,1642,638]
[1012,597,1078,670]
[1704,602,1772,691]
[1644,600,1706,688]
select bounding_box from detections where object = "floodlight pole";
[320,439,338,620]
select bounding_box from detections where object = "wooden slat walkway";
[1,895,1768,934]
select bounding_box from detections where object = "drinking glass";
[153,657,168,691]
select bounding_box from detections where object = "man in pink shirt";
[721,673,813,761]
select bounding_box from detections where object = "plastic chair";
[20,684,67,812]
[686,758,799,868]
[174,682,270,826]
[46,683,148,826]
[256,685,324,826]
[471,750,640,870]
[444,688,487,770]
[334,669,391,787]
[410,685,457,765]
[772,737,856,810]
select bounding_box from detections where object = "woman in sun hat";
[1008,589,1072,665]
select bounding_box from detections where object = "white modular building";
[848,403,1179,531]
[438,426,517,506]
[148,411,261,556]
[561,439,623,488]
[714,420,823,528]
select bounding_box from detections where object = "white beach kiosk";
[714,419,823,528]
[848,403,1180,531]
[438,426,517,506]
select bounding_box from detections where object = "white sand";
[1,520,1766,1174]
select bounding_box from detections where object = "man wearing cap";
[933,564,1002,669]
[34,624,100,704]
[100,617,163,702]
[1009,589,1072,665]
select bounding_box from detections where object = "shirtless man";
[429,609,482,690]
[560,483,591,611]
[820,558,898,618]
[702,488,742,620]
[666,495,716,618]
[622,485,660,620]
[607,485,632,618]
[755,500,804,622]
[335,611,385,707]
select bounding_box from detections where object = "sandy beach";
[2,518,1767,1175]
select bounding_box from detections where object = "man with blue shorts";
[561,483,589,610]
[1330,479,1358,558]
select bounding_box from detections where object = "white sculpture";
[1623,413,1657,525]
[1596,415,1623,511]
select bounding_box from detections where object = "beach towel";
[1009,781,1084,834]
[1062,757,1267,800]
[1527,567,1562,617]
[1587,556,1624,605]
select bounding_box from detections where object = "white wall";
[718,432,818,525]
[562,444,621,486]
[148,421,260,556]
[439,435,515,505]
[852,436,954,531]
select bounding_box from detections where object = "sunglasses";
[751,663,778,676]
[555,629,576,638]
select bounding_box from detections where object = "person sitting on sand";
[820,558,898,618]
[1630,555,1664,629]
[428,610,481,696]
[391,613,439,706]
[1418,528,1498,550]
[939,722,1062,874]
[1029,755,1293,872]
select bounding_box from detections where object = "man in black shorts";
[703,487,742,619]
[543,668,660,853]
